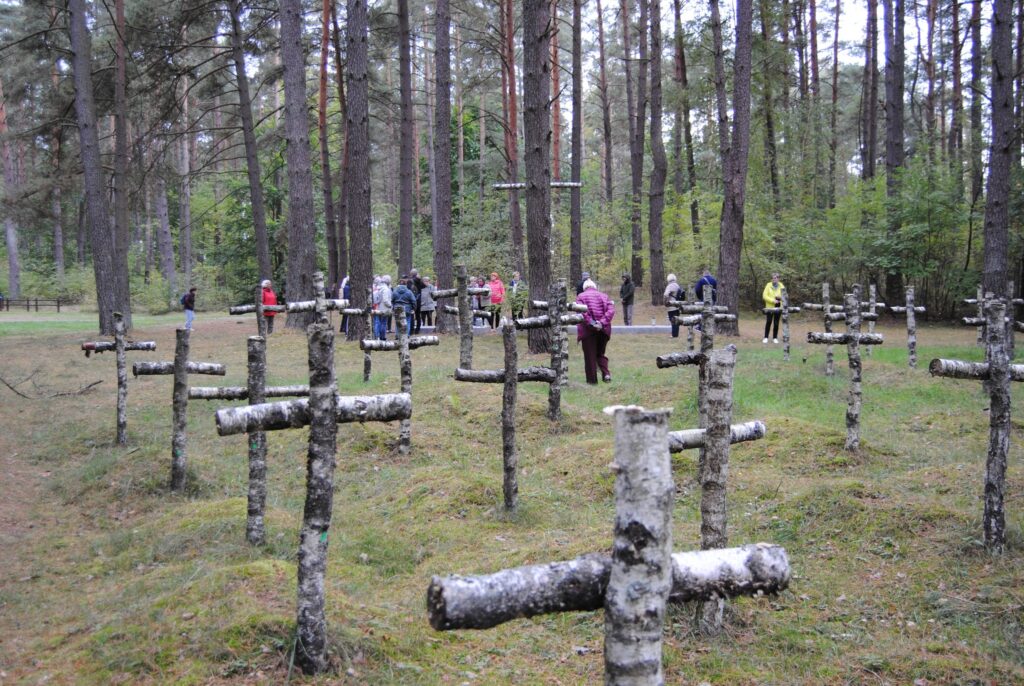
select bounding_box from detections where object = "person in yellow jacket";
[762,273,785,343]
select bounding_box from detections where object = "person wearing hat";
[576,271,590,296]
[261,279,278,334]
[619,273,635,326]
[576,279,615,383]
[664,274,683,337]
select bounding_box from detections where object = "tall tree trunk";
[629,0,648,288]
[982,0,1014,297]
[48,7,65,282]
[455,26,465,213]
[883,0,905,303]
[523,0,553,354]
[674,0,700,237]
[648,0,666,305]
[569,0,583,285]
[760,0,782,213]
[398,0,414,276]
[76,197,86,265]
[793,0,809,101]
[178,81,193,287]
[809,0,820,98]
[710,0,731,181]
[69,0,127,334]
[620,0,637,267]
[550,0,562,184]
[861,0,879,180]
[0,77,20,299]
[827,0,840,207]
[230,0,273,281]
[346,0,373,340]
[950,0,964,185]
[155,176,177,294]
[924,0,937,161]
[281,0,319,328]
[596,0,614,205]
[969,0,984,211]
[53,185,65,282]
[503,0,525,274]
[319,0,339,288]
[715,0,754,336]
[330,0,349,278]
[434,0,456,333]
[113,0,130,319]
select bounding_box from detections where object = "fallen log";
[215,392,412,436]
[427,543,790,630]
[453,367,557,384]
[668,420,766,452]
[133,361,226,376]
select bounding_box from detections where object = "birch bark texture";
[824,283,834,376]
[396,306,412,454]
[604,406,673,686]
[547,280,568,421]
[294,321,338,674]
[171,329,190,491]
[247,335,268,546]
[844,293,863,450]
[114,313,128,445]
[697,345,737,636]
[502,320,519,511]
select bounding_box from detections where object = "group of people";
[663,267,718,337]
[468,271,528,327]
[364,270,438,340]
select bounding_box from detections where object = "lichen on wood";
[114,312,128,445]
[214,392,412,436]
[655,351,705,369]
[668,420,766,453]
[170,328,190,491]
[501,320,518,511]
[246,336,268,545]
[844,293,863,450]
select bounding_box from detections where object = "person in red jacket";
[261,279,278,334]
[575,279,615,384]
[487,272,506,329]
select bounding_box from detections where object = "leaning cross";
[761,288,802,361]
[929,296,1024,553]
[132,329,226,490]
[358,304,439,453]
[212,307,411,675]
[888,286,927,368]
[427,405,790,684]
[806,289,884,451]
[80,311,157,445]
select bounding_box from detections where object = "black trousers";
[764,311,781,339]
[421,310,434,326]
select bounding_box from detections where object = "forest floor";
[0,304,1022,685]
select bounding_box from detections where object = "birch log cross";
[929,297,1024,554]
[863,285,885,357]
[665,290,732,355]
[433,264,490,369]
[80,311,156,445]
[803,283,842,376]
[519,279,585,420]
[358,305,439,453]
[132,328,226,491]
[212,329,412,675]
[228,281,350,335]
[453,318,558,511]
[805,289,884,451]
[761,288,801,361]
[190,335,309,545]
[963,283,1023,361]
[888,286,926,368]
[427,405,791,684]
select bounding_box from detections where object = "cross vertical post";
[501,319,518,511]
[114,312,129,445]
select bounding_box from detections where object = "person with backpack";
[182,287,197,330]
[664,274,683,338]
[392,278,417,335]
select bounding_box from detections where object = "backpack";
[180,293,187,306]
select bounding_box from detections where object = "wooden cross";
[213,311,411,675]
[803,283,842,375]
[358,304,439,453]
[80,311,157,445]
[665,290,733,354]
[862,285,886,357]
[189,335,309,545]
[963,281,1022,360]
[929,296,1024,553]
[761,287,802,361]
[132,329,226,490]
[520,279,586,420]
[805,288,884,451]
[228,281,350,336]
[888,285,927,368]
[433,264,490,369]
[427,405,790,684]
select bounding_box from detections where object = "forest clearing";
[0,308,1021,684]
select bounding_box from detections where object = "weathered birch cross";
[863,284,885,357]
[761,287,802,361]
[888,285,927,368]
[805,289,884,451]
[434,264,490,369]
[132,329,226,490]
[965,284,985,346]
[929,297,1024,553]
[803,283,842,376]
[228,281,351,335]
[963,282,1022,360]
[427,405,790,684]
[212,308,412,675]
[358,304,439,453]
[80,311,157,445]
[665,290,733,355]
[190,335,309,545]
[453,319,545,511]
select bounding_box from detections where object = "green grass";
[0,316,1021,684]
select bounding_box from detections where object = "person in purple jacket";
[576,279,615,384]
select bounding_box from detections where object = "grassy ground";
[0,307,1021,685]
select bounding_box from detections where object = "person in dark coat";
[183,287,197,330]
[576,271,591,296]
[392,278,417,335]
[575,279,615,384]
[410,268,425,333]
[694,267,718,304]
[619,274,635,326]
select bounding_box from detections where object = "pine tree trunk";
[433,0,456,334]
[398,0,414,277]
[170,328,190,491]
[982,0,1013,297]
[647,0,667,306]
[178,87,193,287]
[569,0,583,286]
[629,0,648,289]
[950,0,963,189]
[503,0,525,274]
[715,0,754,336]
[759,0,782,214]
[154,176,177,297]
[319,0,338,288]
[113,0,130,326]
[550,0,562,185]
[346,0,373,341]
[709,0,731,180]
[246,336,268,546]
[883,0,905,303]
[523,0,554,354]
[861,0,879,181]
[329,1,349,278]
[281,0,319,329]
[673,0,700,237]
[596,0,614,205]
[68,0,123,335]
[827,0,840,208]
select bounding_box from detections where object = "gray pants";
[622,303,633,326]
